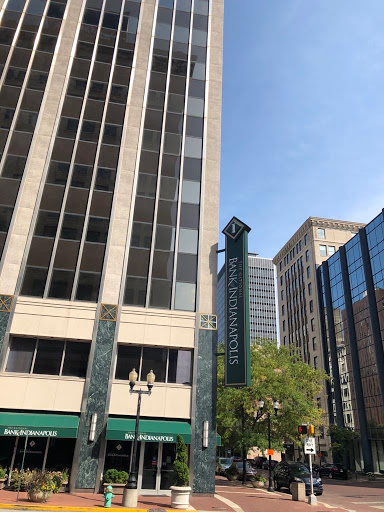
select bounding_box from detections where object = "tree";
[328,425,359,461]
[217,342,328,482]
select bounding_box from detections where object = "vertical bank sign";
[223,217,251,387]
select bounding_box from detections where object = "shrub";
[226,463,239,478]
[173,434,189,487]
[103,469,129,484]
[10,469,27,491]
[24,470,57,498]
[253,473,266,483]
[0,466,7,479]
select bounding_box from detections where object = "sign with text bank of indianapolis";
[223,217,251,387]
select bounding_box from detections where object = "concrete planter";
[103,483,127,495]
[28,491,52,503]
[0,478,6,490]
[251,480,265,488]
[226,474,238,481]
[170,485,192,509]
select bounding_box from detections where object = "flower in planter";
[252,473,267,483]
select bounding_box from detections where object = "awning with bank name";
[0,412,79,438]
[107,419,222,445]
[106,419,192,443]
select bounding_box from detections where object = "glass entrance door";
[138,442,176,495]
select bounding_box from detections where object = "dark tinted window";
[115,344,141,380]
[62,342,90,378]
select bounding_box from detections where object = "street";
[214,475,384,512]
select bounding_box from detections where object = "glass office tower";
[318,210,384,473]
[0,0,223,494]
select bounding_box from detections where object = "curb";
[0,506,181,512]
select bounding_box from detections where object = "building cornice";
[272,217,365,266]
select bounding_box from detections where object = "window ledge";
[0,372,86,381]
[112,379,192,389]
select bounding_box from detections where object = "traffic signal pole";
[308,452,317,506]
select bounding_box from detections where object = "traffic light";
[298,424,315,435]
[298,425,307,435]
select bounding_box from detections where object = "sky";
[219,0,384,260]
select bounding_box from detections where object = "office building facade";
[273,217,364,461]
[0,0,222,494]
[217,253,277,345]
[318,210,384,473]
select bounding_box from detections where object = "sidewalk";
[0,489,231,512]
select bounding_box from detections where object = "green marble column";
[0,295,13,353]
[192,316,217,494]
[74,304,118,490]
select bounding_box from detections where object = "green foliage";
[253,473,267,483]
[225,463,239,477]
[10,469,26,491]
[173,434,189,487]
[217,342,328,455]
[328,425,359,457]
[0,466,7,479]
[103,469,129,484]
[24,470,57,499]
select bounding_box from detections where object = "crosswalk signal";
[298,425,307,435]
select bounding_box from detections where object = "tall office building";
[218,253,277,345]
[273,217,364,461]
[318,210,384,473]
[0,0,223,495]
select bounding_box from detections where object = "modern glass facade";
[217,254,277,345]
[318,210,384,473]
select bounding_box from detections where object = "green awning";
[0,412,79,438]
[106,419,191,443]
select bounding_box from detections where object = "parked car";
[262,459,279,470]
[274,461,323,496]
[216,457,234,475]
[254,456,267,468]
[318,463,348,480]
[235,461,256,480]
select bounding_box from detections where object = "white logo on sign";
[304,437,316,454]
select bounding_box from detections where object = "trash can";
[291,482,305,501]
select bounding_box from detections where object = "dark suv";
[318,463,348,480]
[274,461,323,495]
[254,456,267,468]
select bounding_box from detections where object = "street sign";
[304,437,316,455]
[222,217,251,387]
[266,449,274,456]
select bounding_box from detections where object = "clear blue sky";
[219,0,384,259]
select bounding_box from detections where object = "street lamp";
[122,368,155,507]
[258,399,280,493]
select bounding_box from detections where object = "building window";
[308,282,312,295]
[319,244,327,256]
[115,345,192,385]
[328,245,336,255]
[309,299,313,313]
[282,305,285,316]
[279,261,282,271]
[280,275,283,286]
[307,266,311,278]
[281,289,284,300]
[304,234,308,245]
[283,336,287,346]
[305,249,310,262]
[282,320,286,332]
[317,228,325,239]
[5,336,90,378]
[314,356,318,369]
[312,336,316,350]
[311,318,315,331]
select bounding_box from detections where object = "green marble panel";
[192,328,217,494]
[75,311,117,489]
[0,295,12,354]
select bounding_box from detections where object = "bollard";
[291,482,305,502]
[104,485,115,508]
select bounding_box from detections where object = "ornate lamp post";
[122,368,155,507]
[258,399,280,493]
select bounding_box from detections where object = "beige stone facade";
[273,217,365,460]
